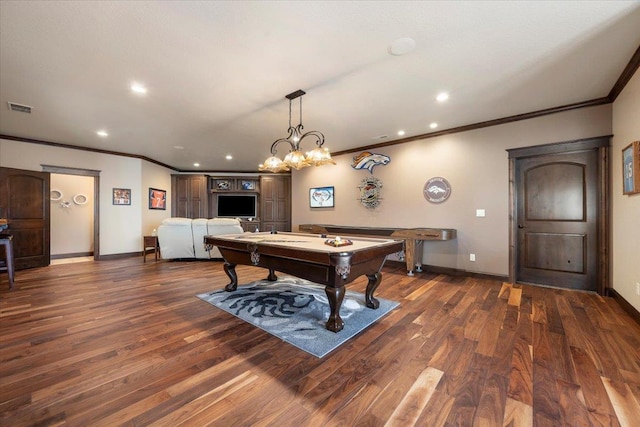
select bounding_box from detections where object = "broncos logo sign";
[351,152,391,174]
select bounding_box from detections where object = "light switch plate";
[476,209,485,217]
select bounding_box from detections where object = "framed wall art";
[309,186,335,208]
[216,179,233,191]
[622,141,640,195]
[241,180,256,190]
[112,188,131,205]
[149,188,167,210]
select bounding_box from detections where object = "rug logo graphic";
[423,177,451,203]
[197,278,399,358]
[351,152,390,174]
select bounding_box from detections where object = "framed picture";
[112,188,131,205]
[241,180,256,191]
[149,188,167,210]
[216,179,233,191]
[622,141,640,195]
[309,186,335,208]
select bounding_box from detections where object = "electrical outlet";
[470,253,476,262]
[636,282,640,296]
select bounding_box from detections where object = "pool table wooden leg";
[266,269,277,281]
[223,262,238,291]
[365,272,382,309]
[325,286,345,332]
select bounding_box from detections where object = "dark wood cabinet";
[260,175,291,232]
[171,175,208,218]
[170,174,291,228]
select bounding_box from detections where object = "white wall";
[293,104,612,276]
[612,69,640,311]
[50,174,94,255]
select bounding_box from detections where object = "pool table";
[204,232,403,332]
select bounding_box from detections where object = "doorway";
[42,165,100,262]
[50,173,95,261]
[507,136,610,294]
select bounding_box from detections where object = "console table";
[299,224,457,276]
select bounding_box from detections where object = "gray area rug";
[197,276,399,358]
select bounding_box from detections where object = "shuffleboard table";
[204,231,403,332]
[299,224,457,276]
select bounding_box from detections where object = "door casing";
[507,135,610,295]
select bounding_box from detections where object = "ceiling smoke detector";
[8,102,33,114]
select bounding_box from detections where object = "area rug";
[197,276,399,358]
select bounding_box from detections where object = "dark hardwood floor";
[1,258,639,426]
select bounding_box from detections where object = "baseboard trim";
[97,252,140,261]
[51,252,94,260]
[606,288,640,326]
[385,260,508,282]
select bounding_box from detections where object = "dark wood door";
[0,167,50,269]
[515,150,599,291]
[260,175,291,232]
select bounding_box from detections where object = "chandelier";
[259,89,335,173]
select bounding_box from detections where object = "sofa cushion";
[207,218,241,226]
[157,220,195,258]
[161,217,193,226]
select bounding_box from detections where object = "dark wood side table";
[143,235,160,263]
[0,233,15,289]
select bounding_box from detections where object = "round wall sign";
[423,177,451,203]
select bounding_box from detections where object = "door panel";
[516,151,597,291]
[525,163,585,220]
[524,232,585,273]
[0,167,50,269]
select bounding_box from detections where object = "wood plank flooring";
[1,258,639,426]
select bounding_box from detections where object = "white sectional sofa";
[157,217,244,259]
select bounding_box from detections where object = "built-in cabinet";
[171,175,208,219]
[171,173,291,232]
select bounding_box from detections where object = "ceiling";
[1,1,639,172]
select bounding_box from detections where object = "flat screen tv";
[217,194,257,218]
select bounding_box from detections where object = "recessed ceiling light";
[429,122,438,129]
[397,130,405,136]
[130,82,148,94]
[436,92,449,102]
[226,155,233,160]
[388,37,416,56]
[193,163,200,167]
[96,130,108,137]
[173,145,184,150]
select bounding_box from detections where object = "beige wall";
[612,69,640,310]
[0,139,173,255]
[293,104,612,276]
[50,174,94,255]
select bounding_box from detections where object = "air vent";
[372,134,389,140]
[8,102,33,114]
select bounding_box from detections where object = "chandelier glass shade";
[259,90,335,173]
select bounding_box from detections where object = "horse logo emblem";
[351,152,391,174]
